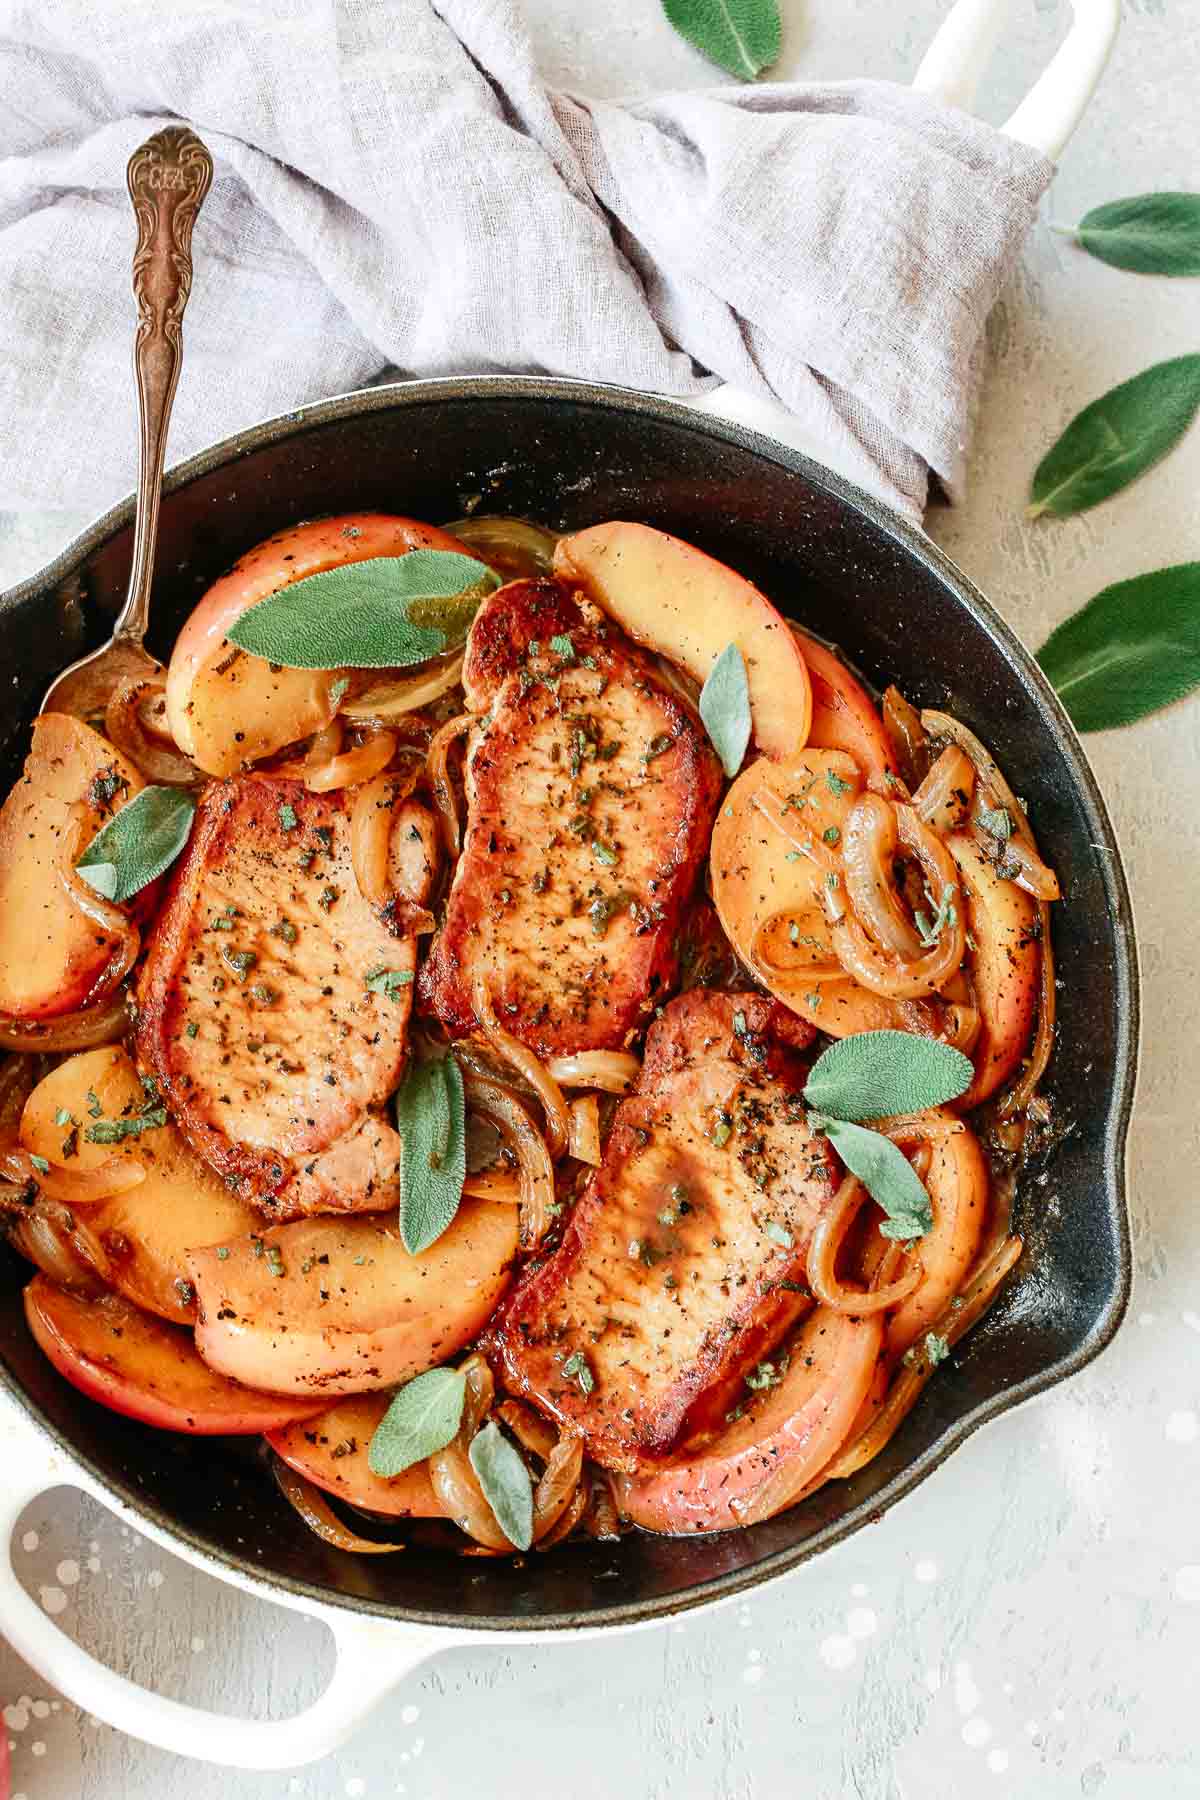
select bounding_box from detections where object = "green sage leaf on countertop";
[813,1115,934,1240]
[661,0,781,81]
[802,1031,974,1123]
[367,1366,467,1477]
[1036,562,1200,731]
[1055,192,1200,276]
[227,549,499,670]
[698,641,752,777]
[394,1050,468,1254]
[76,785,196,905]
[468,1419,534,1551]
[1028,356,1200,519]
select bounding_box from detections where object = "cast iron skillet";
[0,377,1136,1630]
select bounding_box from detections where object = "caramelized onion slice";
[444,515,558,578]
[273,1457,406,1554]
[567,1095,602,1166]
[349,764,422,907]
[0,1140,147,1205]
[841,793,922,956]
[463,1074,556,1249]
[881,686,926,789]
[472,977,570,1161]
[532,1434,585,1544]
[340,653,465,723]
[544,1052,641,1096]
[106,675,200,786]
[305,728,397,794]
[428,1355,514,1552]
[750,907,844,980]
[462,1167,522,1205]
[911,746,975,835]
[426,712,472,856]
[921,709,1060,901]
[832,804,965,1000]
[5,1198,106,1291]
[806,1176,923,1315]
[0,993,129,1055]
[999,900,1056,1118]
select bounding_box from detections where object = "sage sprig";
[1053,192,1200,277]
[662,0,781,81]
[367,1366,466,1477]
[802,1032,973,1239]
[394,1049,468,1254]
[1037,562,1200,732]
[76,786,196,905]
[699,641,752,777]
[227,549,499,671]
[1028,355,1200,519]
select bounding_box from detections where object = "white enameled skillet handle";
[913,0,1120,160]
[701,0,1119,453]
[0,1409,456,1770]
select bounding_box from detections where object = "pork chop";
[486,990,836,1472]
[417,579,722,1056]
[136,775,434,1220]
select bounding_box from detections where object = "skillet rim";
[0,374,1137,1631]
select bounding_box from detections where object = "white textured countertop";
[3,4,1198,1797]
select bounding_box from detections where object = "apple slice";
[0,715,145,1018]
[166,513,483,778]
[616,1305,883,1534]
[553,522,811,760]
[885,1115,988,1358]
[790,627,900,790]
[20,1046,259,1324]
[23,1275,327,1435]
[948,833,1040,1106]
[188,1201,519,1396]
[267,1394,448,1518]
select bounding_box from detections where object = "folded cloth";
[0,0,1051,523]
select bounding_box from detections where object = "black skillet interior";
[0,380,1135,1630]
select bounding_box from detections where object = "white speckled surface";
[3,4,1199,1796]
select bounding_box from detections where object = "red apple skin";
[615,1306,883,1534]
[23,1276,328,1436]
[791,627,900,791]
[165,513,483,777]
[0,715,146,1019]
[553,521,812,761]
[948,833,1040,1107]
[267,1394,448,1518]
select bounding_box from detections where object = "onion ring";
[0,1139,146,1205]
[532,1434,585,1544]
[750,908,844,981]
[463,1073,555,1249]
[444,515,559,578]
[4,1197,106,1291]
[496,1399,558,1462]
[544,1051,641,1095]
[566,1094,602,1166]
[426,713,472,856]
[806,1176,923,1315]
[472,977,570,1161]
[841,794,922,957]
[305,727,396,794]
[880,686,926,789]
[921,709,1060,901]
[349,764,422,907]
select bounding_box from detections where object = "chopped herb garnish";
[278,802,299,831]
[29,1154,50,1174]
[185,1021,199,1039]
[250,984,278,1005]
[86,1089,103,1118]
[711,1110,733,1147]
[318,885,339,911]
[785,850,802,863]
[745,1355,789,1392]
[54,1108,74,1128]
[561,1348,595,1395]
[822,825,841,846]
[549,633,575,662]
[643,734,674,762]
[328,676,350,708]
[591,839,618,867]
[804,990,823,1010]
[314,826,334,850]
[763,1220,793,1249]
[925,1332,951,1365]
[216,1246,230,1260]
[223,947,257,980]
[825,769,853,796]
[271,918,298,944]
[85,1107,168,1144]
[916,884,959,948]
[365,965,415,1001]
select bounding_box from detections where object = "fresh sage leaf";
[699,641,752,777]
[367,1366,467,1477]
[814,1115,933,1240]
[468,1420,534,1551]
[1029,355,1200,519]
[76,785,196,905]
[1057,192,1200,276]
[394,1050,467,1254]
[662,0,781,81]
[1036,561,1200,731]
[803,1031,973,1122]
[227,549,499,670]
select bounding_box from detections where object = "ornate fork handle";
[119,126,213,644]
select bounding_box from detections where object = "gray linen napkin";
[0,0,1051,523]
